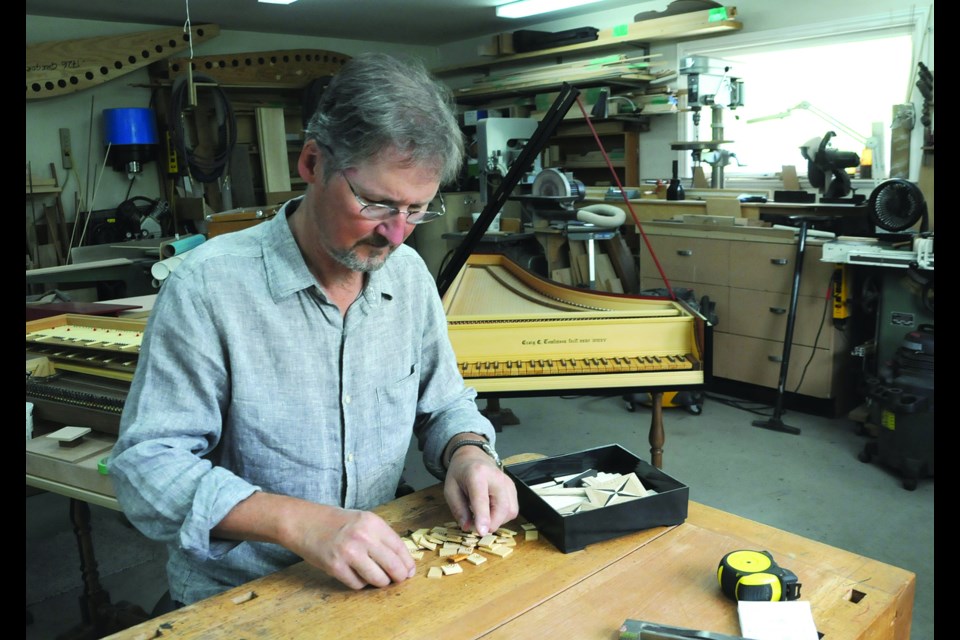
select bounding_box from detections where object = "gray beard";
[329,243,393,272]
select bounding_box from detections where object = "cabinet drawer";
[713,333,836,398]
[728,242,835,297]
[724,287,835,349]
[641,236,729,286]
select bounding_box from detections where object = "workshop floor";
[26,392,934,640]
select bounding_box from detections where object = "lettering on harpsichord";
[521,337,610,346]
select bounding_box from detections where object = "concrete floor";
[26,392,933,639]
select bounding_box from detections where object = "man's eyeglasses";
[341,172,445,225]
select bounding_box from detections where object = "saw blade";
[532,168,572,198]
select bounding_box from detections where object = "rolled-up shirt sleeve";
[110,269,260,561]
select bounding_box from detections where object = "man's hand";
[290,506,417,590]
[443,445,519,536]
[214,493,416,591]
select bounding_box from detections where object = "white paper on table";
[737,600,819,640]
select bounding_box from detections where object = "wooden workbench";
[101,483,914,640]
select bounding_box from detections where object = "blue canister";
[103,107,159,172]
[104,108,159,145]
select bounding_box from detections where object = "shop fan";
[868,179,929,233]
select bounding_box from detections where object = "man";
[110,52,518,607]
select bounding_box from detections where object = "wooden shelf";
[26,185,62,195]
[454,71,654,103]
[550,120,649,138]
[563,160,625,169]
[434,7,742,77]
[441,7,740,105]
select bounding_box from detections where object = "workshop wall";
[435,0,934,185]
[27,0,934,267]
[25,16,436,267]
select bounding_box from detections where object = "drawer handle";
[769,307,787,315]
[677,249,693,256]
[770,258,789,265]
[768,355,783,363]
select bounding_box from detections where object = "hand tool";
[619,619,747,640]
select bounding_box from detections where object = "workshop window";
[675,7,931,185]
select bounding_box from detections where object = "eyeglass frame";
[340,171,446,225]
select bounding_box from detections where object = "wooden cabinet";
[549,120,643,187]
[639,223,849,402]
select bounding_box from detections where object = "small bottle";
[859,147,873,179]
[666,160,685,201]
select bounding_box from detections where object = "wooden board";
[151,49,350,88]
[255,107,292,194]
[434,7,742,76]
[602,235,639,293]
[889,104,913,179]
[27,24,219,100]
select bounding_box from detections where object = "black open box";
[505,444,689,553]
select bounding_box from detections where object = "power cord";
[791,279,833,393]
[168,73,237,183]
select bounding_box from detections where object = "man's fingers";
[307,510,417,589]
[443,476,473,530]
[469,479,492,535]
[487,480,520,533]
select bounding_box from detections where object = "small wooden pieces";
[403,519,537,579]
[47,426,91,448]
[585,473,651,507]
[231,590,257,604]
[533,471,657,516]
[562,468,598,487]
[522,523,539,541]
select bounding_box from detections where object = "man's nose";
[376,214,409,245]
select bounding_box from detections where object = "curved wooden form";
[26,24,220,101]
[153,49,351,88]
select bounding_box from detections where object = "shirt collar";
[261,197,394,306]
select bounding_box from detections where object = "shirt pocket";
[373,364,419,472]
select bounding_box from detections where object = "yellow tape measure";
[717,550,801,602]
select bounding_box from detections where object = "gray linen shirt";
[109,198,495,604]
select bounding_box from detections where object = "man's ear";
[298,139,324,185]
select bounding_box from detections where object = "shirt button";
[347,453,354,462]
[344,395,352,404]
